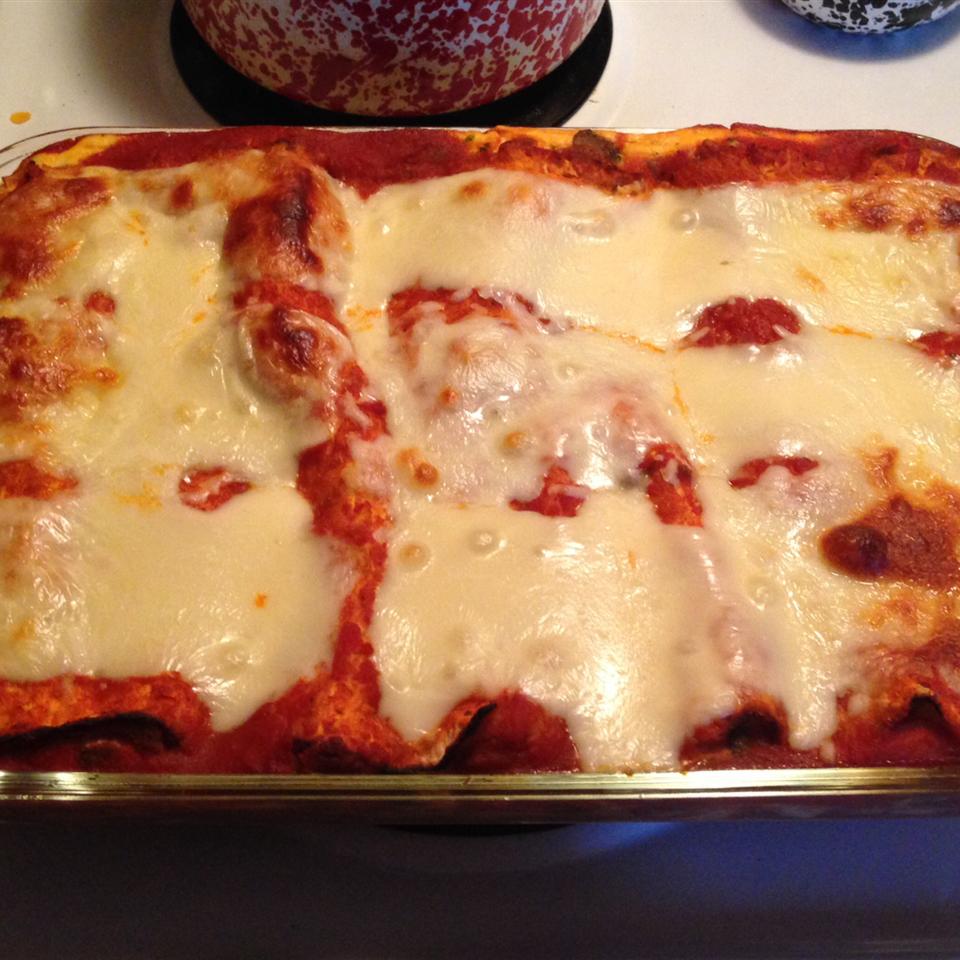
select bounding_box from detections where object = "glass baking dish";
[3,125,960,822]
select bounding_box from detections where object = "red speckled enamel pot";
[182,0,605,116]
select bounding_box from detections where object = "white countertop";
[1,0,959,142]
[578,0,960,141]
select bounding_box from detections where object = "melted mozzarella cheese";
[1,487,348,731]
[695,473,883,751]
[40,192,328,479]
[373,310,679,503]
[0,169,349,730]
[673,328,960,485]
[372,494,748,770]
[349,172,960,351]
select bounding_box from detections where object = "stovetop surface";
[2,1,960,956]
[2,0,960,138]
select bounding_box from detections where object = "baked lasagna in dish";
[1,125,960,774]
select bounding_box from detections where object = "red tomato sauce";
[87,128,482,198]
[684,297,802,348]
[640,443,704,527]
[647,126,960,190]
[729,455,819,489]
[83,290,115,314]
[0,458,76,499]
[510,463,587,518]
[387,285,538,337]
[913,330,960,362]
[52,126,960,209]
[440,691,580,773]
[178,467,251,512]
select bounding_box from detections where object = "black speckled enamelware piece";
[780,0,960,33]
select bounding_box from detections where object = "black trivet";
[170,0,612,128]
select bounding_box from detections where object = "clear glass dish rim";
[2,768,960,822]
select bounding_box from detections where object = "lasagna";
[0,125,959,773]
